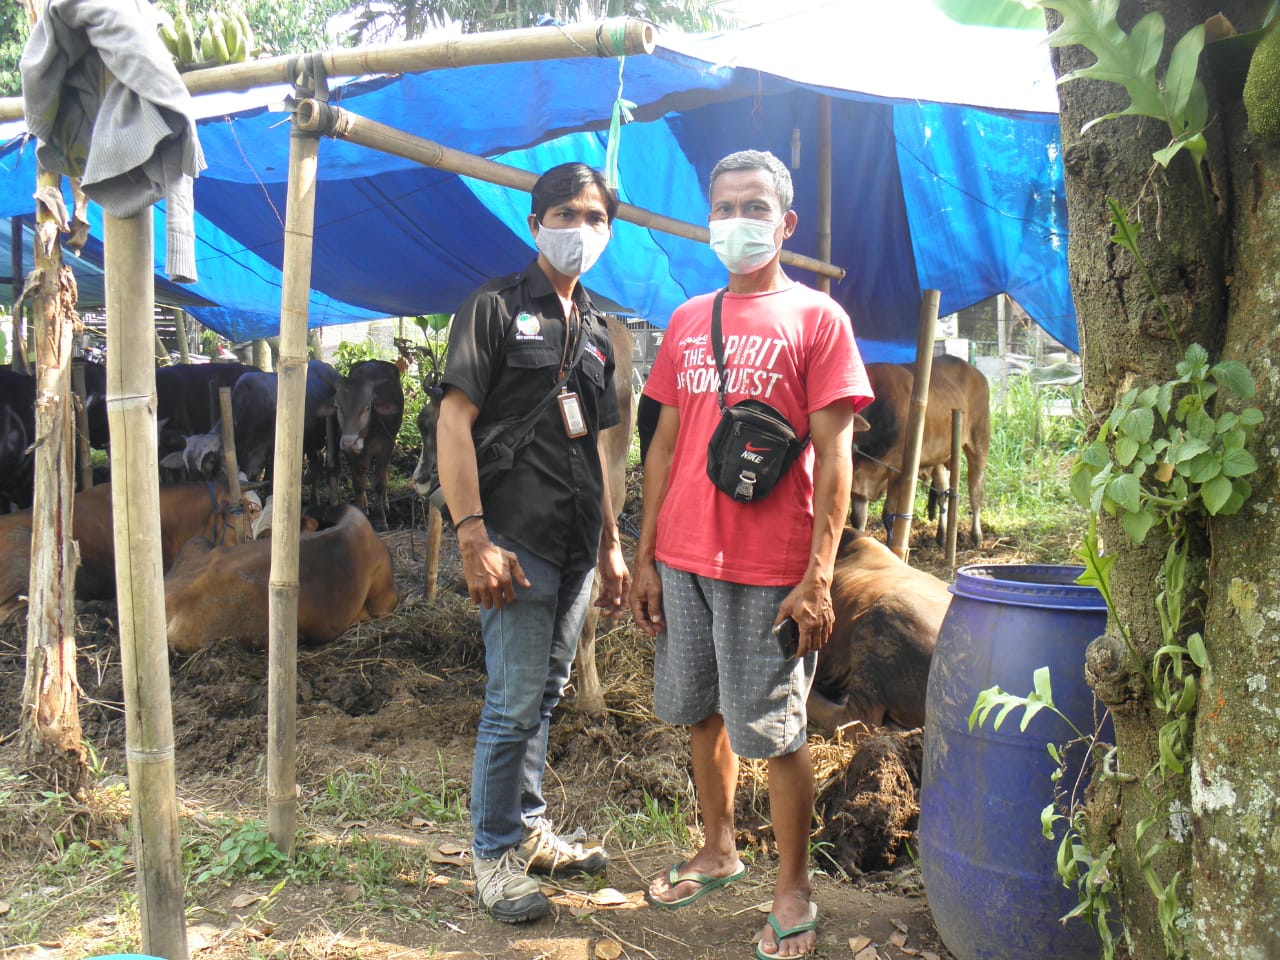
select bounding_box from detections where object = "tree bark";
[17,166,86,795]
[1051,2,1279,957]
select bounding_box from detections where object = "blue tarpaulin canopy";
[0,0,1072,362]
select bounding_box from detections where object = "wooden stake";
[72,360,92,490]
[218,386,246,543]
[946,409,962,567]
[298,102,845,281]
[266,126,321,854]
[889,289,941,561]
[104,208,190,960]
[423,505,442,601]
[9,216,28,373]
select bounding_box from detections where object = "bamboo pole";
[0,18,653,120]
[17,166,85,791]
[297,102,846,281]
[888,289,941,561]
[946,409,962,567]
[266,124,321,854]
[174,308,191,364]
[816,95,833,294]
[104,209,190,960]
[218,387,246,543]
[72,360,92,490]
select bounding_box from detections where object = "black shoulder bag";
[428,319,588,524]
[705,289,809,502]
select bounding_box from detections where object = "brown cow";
[806,526,952,734]
[411,316,635,716]
[164,503,399,654]
[0,482,246,623]
[851,354,990,546]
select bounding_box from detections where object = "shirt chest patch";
[514,312,543,340]
[584,341,607,366]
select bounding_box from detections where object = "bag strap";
[710,288,730,412]
[709,287,811,453]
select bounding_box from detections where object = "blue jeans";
[471,535,595,860]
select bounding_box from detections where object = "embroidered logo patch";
[515,312,542,339]
[585,342,606,366]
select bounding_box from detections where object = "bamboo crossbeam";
[0,19,653,120]
[297,101,847,281]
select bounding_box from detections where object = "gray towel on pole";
[21,0,206,283]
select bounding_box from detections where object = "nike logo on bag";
[744,442,772,453]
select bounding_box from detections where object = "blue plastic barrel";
[920,564,1107,960]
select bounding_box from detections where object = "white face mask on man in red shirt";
[708,216,782,274]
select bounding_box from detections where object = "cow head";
[412,386,443,496]
[158,428,224,479]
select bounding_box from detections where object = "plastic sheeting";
[0,0,1074,359]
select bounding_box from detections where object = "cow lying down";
[807,527,952,735]
[164,503,399,654]
[0,482,247,623]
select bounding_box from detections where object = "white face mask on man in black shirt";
[534,222,611,277]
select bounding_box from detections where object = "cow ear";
[160,450,186,469]
[373,399,400,416]
[315,400,335,417]
[852,413,871,433]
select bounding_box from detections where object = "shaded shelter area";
[0,0,1070,361]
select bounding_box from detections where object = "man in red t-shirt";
[631,150,872,960]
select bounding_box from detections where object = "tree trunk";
[17,166,86,795]
[1051,2,1280,957]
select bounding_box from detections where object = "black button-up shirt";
[442,259,621,571]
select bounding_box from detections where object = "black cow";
[0,368,35,512]
[155,362,258,438]
[319,359,404,530]
[231,359,341,500]
[72,357,110,451]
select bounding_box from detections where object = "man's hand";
[595,541,631,618]
[458,526,529,609]
[629,560,666,636]
[777,575,835,658]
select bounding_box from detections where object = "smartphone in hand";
[772,616,800,660]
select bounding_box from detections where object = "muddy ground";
[0,485,1042,960]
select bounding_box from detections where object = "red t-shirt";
[644,284,873,586]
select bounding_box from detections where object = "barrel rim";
[949,563,1106,611]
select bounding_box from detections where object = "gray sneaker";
[473,849,549,923]
[516,817,610,878]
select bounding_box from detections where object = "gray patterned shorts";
[652,562,815,759]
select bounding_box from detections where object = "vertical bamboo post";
[423,506,442,600]
[946,409,963,567]
[889,289,941,560]
[816,95,832,295]
[18,167,85,791]
[218,387,246,543]
[266,121,321,854]
[173,308,191,364]
[72,360,92,489]
[104,209,189,960]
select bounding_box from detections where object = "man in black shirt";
[436,163,629,923]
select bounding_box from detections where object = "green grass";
[306,755,468,824]
[606,792,692,850]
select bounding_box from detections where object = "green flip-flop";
[643,860,747,910]
[754,901,819,960]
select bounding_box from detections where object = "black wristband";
[455,512,485,529]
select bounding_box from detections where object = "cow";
[162,360,341,496]
[0,481,248,622]
[806,526,952,735]
[155,362,258,438]
[0,368,35,512]
[851,355,990,546]
[163,503,399,654]
[319,359,404,530]
[412,316,635,717]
